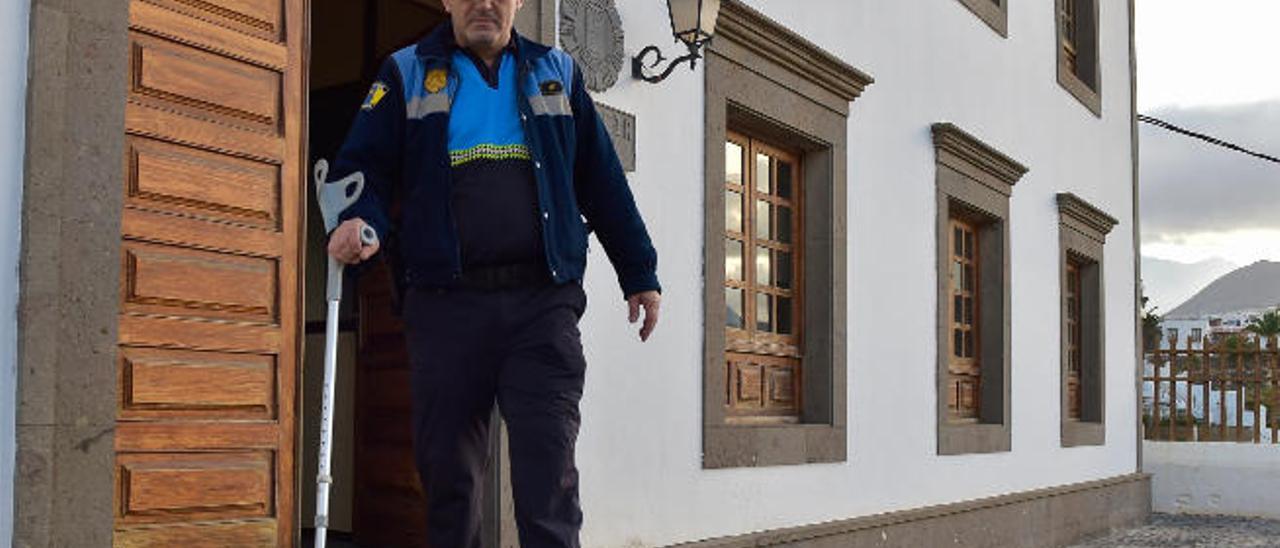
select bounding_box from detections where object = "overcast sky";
[1136,0,1280,265]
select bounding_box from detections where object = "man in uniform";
[325,0,661,546]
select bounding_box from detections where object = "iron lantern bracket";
[632,41,708,84]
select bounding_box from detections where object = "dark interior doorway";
[301,1,446,546]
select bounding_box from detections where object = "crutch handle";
[359,224,379,247]
[325,225,379,301]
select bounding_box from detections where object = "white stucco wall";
[1146,441,1280,518]
[571,1,1139,546]
[0,0,31,543]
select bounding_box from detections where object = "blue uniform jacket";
[333,22,660,299]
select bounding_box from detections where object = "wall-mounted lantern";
[632,0,722,84]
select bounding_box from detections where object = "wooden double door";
[113,0,444,545]
[115,0,307,544]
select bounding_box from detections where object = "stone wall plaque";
[595,102,635,172]
[560,0,625,92]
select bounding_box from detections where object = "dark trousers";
[401,281,588,548]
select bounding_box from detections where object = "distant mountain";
[1167,261,1280,319]
[1141,256,1238,313]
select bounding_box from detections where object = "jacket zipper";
[518,59,557,281]
[444,61,463,280]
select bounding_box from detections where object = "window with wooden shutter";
[1057,192,1116,447]
[1056,0,1101,114]
[1065,258,1083,420]
[703,0,868,468]
[948,218,981,421]
[1060,0,1079,74]
[724,131,803,422]
[933,123,1026,455]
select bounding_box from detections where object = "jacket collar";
[415,20,551,65]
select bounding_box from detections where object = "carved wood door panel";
[114,0,305,545]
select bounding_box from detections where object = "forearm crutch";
[312,159,378,548]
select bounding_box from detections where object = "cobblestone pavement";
[1071,514,1280,547]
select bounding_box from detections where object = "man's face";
[442,0,524,51]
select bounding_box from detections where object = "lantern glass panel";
[668,0,699,41]
[669,0,720,47]
[700,0,722,37]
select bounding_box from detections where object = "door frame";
[15,0,130,545]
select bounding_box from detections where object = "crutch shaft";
[314,259,342,548]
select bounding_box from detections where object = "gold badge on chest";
[425,69,447,94]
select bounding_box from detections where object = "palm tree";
[1246,309,1280,340]
[1241,309,1280,419]
[1142,295,1163,353]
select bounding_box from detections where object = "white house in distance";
[1160,311,1275,350]
[1159,318,1211,349]
[5,0,1145,546]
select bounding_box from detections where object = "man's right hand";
[328,218,380,265]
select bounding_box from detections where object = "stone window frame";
[956,0,1009,37]
[702,0,872,469]
[932,123,1027,456]
[1057,192,1117,447]
[1056,0,1102,116]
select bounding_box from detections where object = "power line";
[1138,114,1280,165]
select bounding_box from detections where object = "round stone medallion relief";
[559,0,625,92]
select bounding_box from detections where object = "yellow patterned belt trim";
[449,144,532,167]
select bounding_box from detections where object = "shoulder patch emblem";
[539,79,564,95]
[425,69,448,94]
[362,82,388,111]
